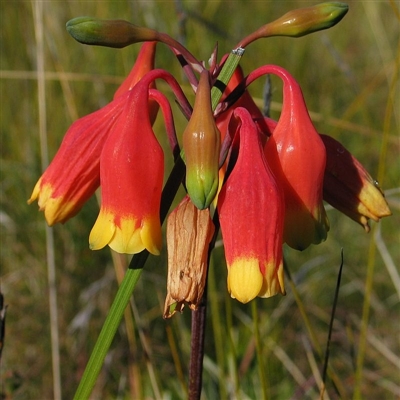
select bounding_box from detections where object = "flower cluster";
[29,3,391,313]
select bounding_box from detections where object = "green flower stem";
[73,267,143,399]
[74,157,185,399]
[211,47,245,111]
[252,300,269,400]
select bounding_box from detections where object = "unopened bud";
[266,2,348,37]
[66,17,159,48]
[183,70,221,209]
[239,2,348,47]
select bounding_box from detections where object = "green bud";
[66,17,159,48]
[183,71,221,210]
[239,2,348,46]
[264,2,349,38]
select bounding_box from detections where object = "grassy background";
[1,0,399,399]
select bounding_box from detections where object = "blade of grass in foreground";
[73,267,143,399]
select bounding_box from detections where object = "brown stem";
[188,286,207,400]
[188,210,220,399]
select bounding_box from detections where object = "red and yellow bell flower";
[88,76,164,255]
[28,41,157,226]
[218,107,285,303]
[261,65,330,250]
[28,93,128,225]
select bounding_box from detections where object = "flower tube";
[258,65,330,250]
[89,76,164,255]
[28,42,158,225]
[218,107,285,303]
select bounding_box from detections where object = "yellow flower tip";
[227,258,264,304]
[28,181,75,226]
[27,178,42,205]
[89,211,162,255]
[359,180,392,219]
[258,261,286,298]
[89,210,115,251]
[140,215,162,256]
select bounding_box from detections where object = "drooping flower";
[262,65,329,250]
[183,70,221,210]
[321,134,391,231]
[218,107,285,304]
[28,42,158,225]
[164,195,215,318]
[28,94,128,225]
[89,76,164,255]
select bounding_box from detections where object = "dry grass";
[1,0,399,399]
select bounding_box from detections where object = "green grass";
[1,1,399,399]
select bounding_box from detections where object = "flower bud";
[164,196,215,318]
[183,70,221,209]
[66,17,159,48]
[240,2,348,46]
[269,3,348,37]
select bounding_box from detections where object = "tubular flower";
[28,42,157,226]
[321,134,391,231]
[218,107,285,304]
[89,77,164,255]
[183,70,221,209]
[263,66,329,250]
[28,94,128,225]
[164,195,215,318]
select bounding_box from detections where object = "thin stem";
[188,208,220,400]
[74,157,186,399]
[321,250,344,396]
[188,289,207,400]
[156,31,203,71]
[32,2,62,399]
[73,268,143,400]
[149,88,180,159]
[251,300,269,400]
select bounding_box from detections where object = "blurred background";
[1,1,399,399]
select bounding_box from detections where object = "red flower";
[28,94,128,225]
[263,66,329,250]
[218,107,285,303]
[28,42,157,225]
[89,76,164,255]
